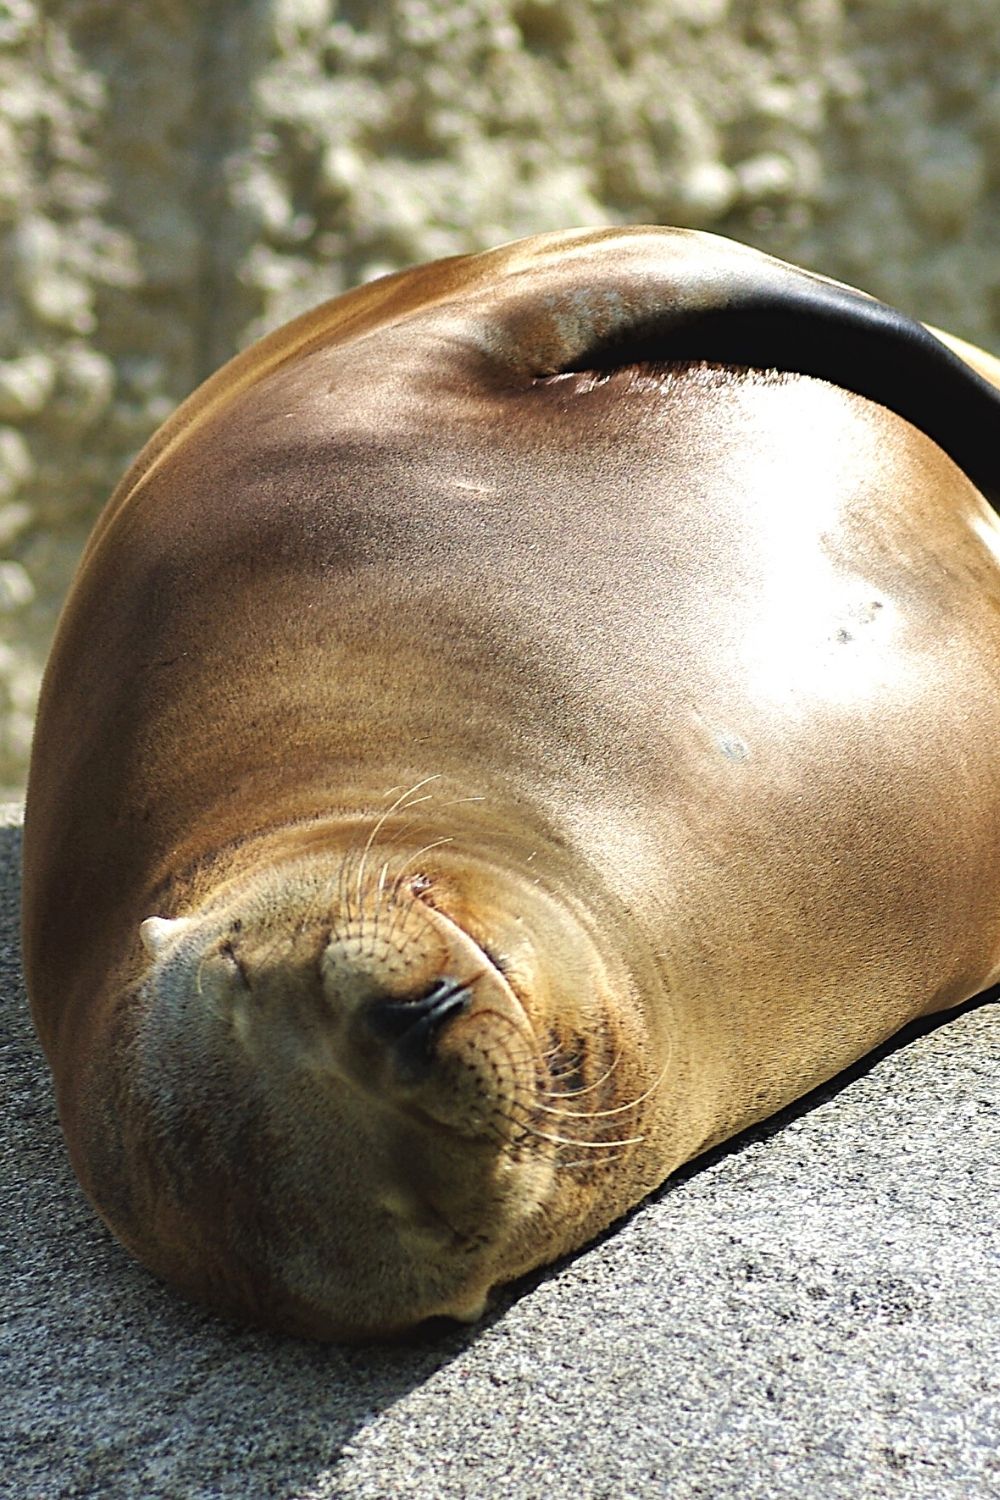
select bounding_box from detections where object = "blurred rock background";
[1,0,998,794]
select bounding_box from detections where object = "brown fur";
[22,227,1000,1338]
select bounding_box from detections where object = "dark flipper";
[488,230,1000,510]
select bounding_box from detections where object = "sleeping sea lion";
[22,227,1000,1339]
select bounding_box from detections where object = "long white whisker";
[514,1122,646,1150]
[355,776,441,908]
[533,1060,670,1120]
[390,837,454,898]
[540,1048,624,1100]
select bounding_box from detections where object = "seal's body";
[22,228,1000,1339]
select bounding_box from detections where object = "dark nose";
[364,978,473,1073]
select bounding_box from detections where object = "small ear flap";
[139,915,192,957]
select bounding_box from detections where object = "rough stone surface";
[1,1,1000,791]
[2,803,998,1498]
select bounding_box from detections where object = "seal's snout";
[314,880,537,1143]
[364,977,474,1075]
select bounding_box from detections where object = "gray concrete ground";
[2,802,997,1500]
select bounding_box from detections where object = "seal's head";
[91,810,656,1341]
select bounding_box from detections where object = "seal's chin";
[120,851,556,1338]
